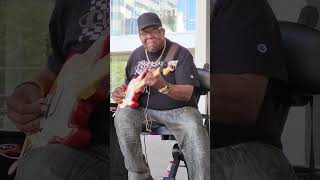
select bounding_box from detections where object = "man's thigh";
[211,142,297,180]
[147,106,204,128]
[15,143,109,180]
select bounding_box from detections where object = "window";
[0,0,51,130]
[110,54,128,102]
[112,0,124,5]
[111,0,196,36]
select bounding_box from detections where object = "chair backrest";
[280,21,320,96]
[197,68,210,94]
[280,21,320,174]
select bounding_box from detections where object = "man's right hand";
[111,84,127,104]
[6,83,47,135]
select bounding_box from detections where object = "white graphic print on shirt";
[134,59,162,76]
[78,0,109,42]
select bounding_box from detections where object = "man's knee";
[178,110,209,154]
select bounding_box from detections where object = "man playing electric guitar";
[111,12,210,180]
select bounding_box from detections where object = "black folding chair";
[279,21,320,180]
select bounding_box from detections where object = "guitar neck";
[134,66,175,88]
[152,66,173,77]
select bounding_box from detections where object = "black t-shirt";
[125,39,200,110]
[212,0,288,149]
[47,0,109,145]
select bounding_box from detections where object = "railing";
[0,66,42,70]
[0,109,17,131]
[0,109,7,114]
[0,108,15,131]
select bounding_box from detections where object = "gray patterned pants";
[14,143,109,180]
[211,142,298,180]
[114,106,210,180]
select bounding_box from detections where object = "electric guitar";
[8,34,109,175]
[118,60,178,109]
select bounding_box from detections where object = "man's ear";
[161,27,165,35]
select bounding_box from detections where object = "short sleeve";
[174,47,200,87]
[211,0,287,81]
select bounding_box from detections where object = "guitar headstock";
[162,60,178,75]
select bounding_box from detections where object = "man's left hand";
[145,68,166,90]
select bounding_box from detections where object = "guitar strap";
[159,42,180,76]
[162,42,180,64]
